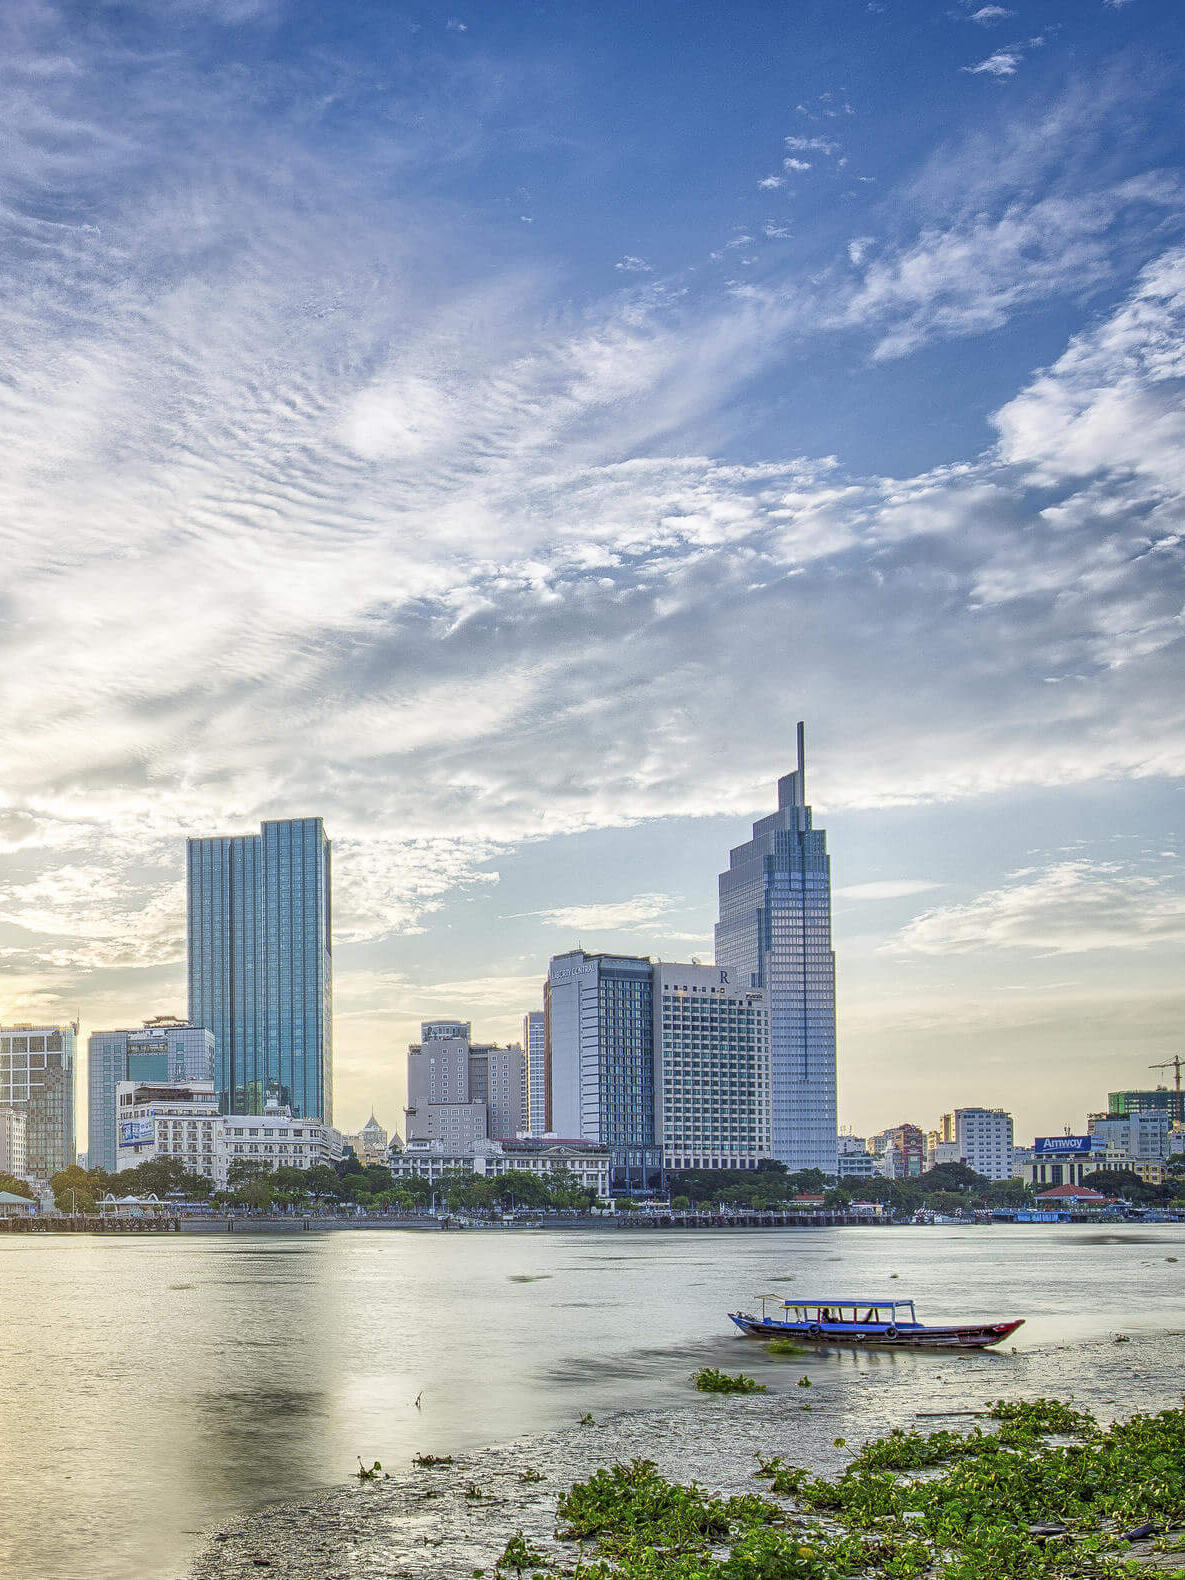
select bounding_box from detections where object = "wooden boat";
[729,1295,1023,1349]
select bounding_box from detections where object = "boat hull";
[729,1314,1023,1349]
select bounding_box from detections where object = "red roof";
[1036,1184,1109,1201]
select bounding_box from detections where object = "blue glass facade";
[545,951,664,1191]
[187,818,332,1120]
[715,724,837,1172]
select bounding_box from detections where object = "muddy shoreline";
[190,1329,1184,1579]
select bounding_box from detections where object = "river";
[1,1222,1181,1580]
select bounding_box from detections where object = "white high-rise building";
[654,964,770,1172]
[522,1010,547,1136]
[714,725,838,1172]
[934,1108,1015,1181]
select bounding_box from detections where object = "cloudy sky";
[1,0,1181,1146]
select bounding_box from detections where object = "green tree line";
[35,1155,603,1214]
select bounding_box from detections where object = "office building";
[0,1023,76,1179]
[116,1081,343,1187]
[405,1022,526,1150]
[1089,1110,1172,1162]
[0,1106,28,1179]
[545,951,663,1192]
[187,817,332,1120]
[87,1017,215,1172]
[522,1010,547,1136]
[1108,1086,1184,1124]
[932,1108,1016,1181]
[655,963,770,1171]
[714,724,837,1171]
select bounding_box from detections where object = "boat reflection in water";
[729,1295,1023,1350]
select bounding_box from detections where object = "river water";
[1,1222,1182,1580]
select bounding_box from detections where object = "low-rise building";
[341,1112,390,1164]
[116,1081,343,1188]
[1022,1135,1106,1190]
[836,1133,877,1179]
[388,1136,610,1198]
[869,1124,925,1179]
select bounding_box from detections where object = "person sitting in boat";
[821,1308,834,1322]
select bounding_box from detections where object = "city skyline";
[0,1,1180,1147]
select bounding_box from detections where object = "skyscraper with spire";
[714,723,837,1172]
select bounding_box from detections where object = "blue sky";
[0,0,1182,1144]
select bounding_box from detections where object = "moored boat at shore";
[729,1295,1023,1349]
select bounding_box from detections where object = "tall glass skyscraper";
[187,818,332,1120]
[715,724,837,1172]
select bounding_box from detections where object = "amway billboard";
[1032,1135,1094,1156]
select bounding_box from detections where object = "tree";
[671,1195,691,1210]
[0,1171,34,1199]
[227,1159,273,1188]
[1083,1168,1157,1204]
[916,1162,991,1198]
[922,1191,967,1216]
[238,1178,275,1211]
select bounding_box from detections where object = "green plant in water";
[555,1400,1185,1580]
[496,1532,551,1574]
[579,1412,596,1425]
[355,1458,387,1480]
[797,1374,812,1388]
[412,1452,455,1467]
[765,1338,808,1356]
[693,1367,767,1394]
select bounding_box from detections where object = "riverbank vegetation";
[666,1159,1185,1216]
[39,1156,601,1215]
[545,1398,1185,1578]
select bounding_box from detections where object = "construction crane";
[1149,1055,1184,1093]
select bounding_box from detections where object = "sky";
[0,0,1182,1149]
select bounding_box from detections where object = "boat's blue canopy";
[758,1296,913,1306]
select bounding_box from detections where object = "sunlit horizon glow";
[0,0,1181,1149]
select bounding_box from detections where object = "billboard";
[119,1118,155,1149]
[1033,1135,1093,1156]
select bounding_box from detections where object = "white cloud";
[964,50,1022,76]
[507,894,679,931]
[836,880,944,900]
[783,158,812,172]
[614,255,653,272]
[785,136,839,155]
[968,6,1014,22]
[887,862,1185,955]
[758,176,784,189]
